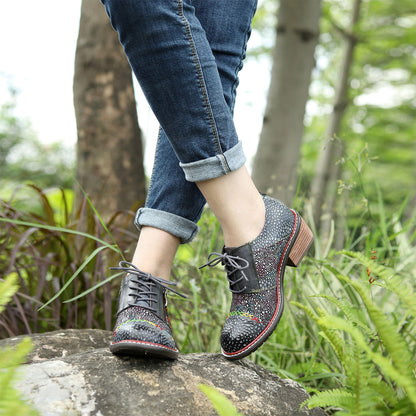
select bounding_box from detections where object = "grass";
[0,185,136,336]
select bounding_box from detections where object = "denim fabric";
[101,0,257,242]
[135,207,200,244]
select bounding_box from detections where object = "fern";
[348,345,386,415]
[294,250,416,415]
[302,389,356,413]
[312,294,376,339]
[338,250,394,282]
[340,250,416,317]
[323,263,416,408]
[316,316,386,414]
[367,378,397,409]
[0,276,38,415]
[292,301,346,363]
[0,273,19,314]
[374,274,416,318]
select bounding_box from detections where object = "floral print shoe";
[201,195,313,360]
[109,262,185,359]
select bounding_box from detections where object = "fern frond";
[303,350,390,416]
[295,255,416,414]
[313,294,376,339]
[347,345,384,415]
[302,388,355,411]
[0,338,37,415]
[0,273,19,314]
[389,395,416,416]
[291,301,317,321]
[292,301,346,362]
[317,315,412,414]
[318,283,416,412]
[375,275,416,318]
[340,250,416,318]
[367,377,397,408]
[319,310,404,381]
[338,250,394,282]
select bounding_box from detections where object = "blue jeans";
[101,0,258,243]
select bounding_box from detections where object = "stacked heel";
[288,216,313,267]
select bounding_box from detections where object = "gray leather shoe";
[201,195,313,360]
[109,262,185,359]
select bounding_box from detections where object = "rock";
[1,329,112,363]
[1,330,325,416]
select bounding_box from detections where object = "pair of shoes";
[109,261,186,360]
[109,195,312,360]
[200,195,313,360]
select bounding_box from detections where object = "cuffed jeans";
[101,0,258,243]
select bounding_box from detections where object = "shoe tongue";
[222,244,259,292]
[135,278,166,317]
[117,273,165,317]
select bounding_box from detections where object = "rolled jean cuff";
[179,141,246,182]
[134,207,199,244]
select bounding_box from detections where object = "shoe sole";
[222,211,313,360]
[110,340,179,360]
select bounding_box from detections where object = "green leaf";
[0,217,122,253]
[63,271,123,303]
[38,244,116,311]
[302,388,355,411]
[0,338,38,415]
[0,273,19,314]
[198,384,244,416]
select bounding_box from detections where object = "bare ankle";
[196,166,265,248]
[131,226,180,280]
[222,195,265,247]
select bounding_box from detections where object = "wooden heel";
[287,217,313,267]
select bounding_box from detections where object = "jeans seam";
[145,128,164,202]
[176,0,231,173]
[190,202,205,224]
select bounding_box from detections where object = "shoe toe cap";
[113,320,176,350]
[221,315,264,354]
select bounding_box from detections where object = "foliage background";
[1,0,415,414]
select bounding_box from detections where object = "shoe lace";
[110,261,186,314]
[199,252,249,293]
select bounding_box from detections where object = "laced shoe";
[200,195,313,360]
[109,261,185,359]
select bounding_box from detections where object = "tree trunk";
[309,0,362,243]
[252,0,321,206]
[73,0,146,221]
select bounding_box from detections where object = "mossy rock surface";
[1,329,324,416]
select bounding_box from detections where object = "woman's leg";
[102,0,313,360]
[102,0,243,168]
[128,0,260,276]
[192,0,265,248]
[102,0,262,359]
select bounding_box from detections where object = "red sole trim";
[111,339,178,352]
